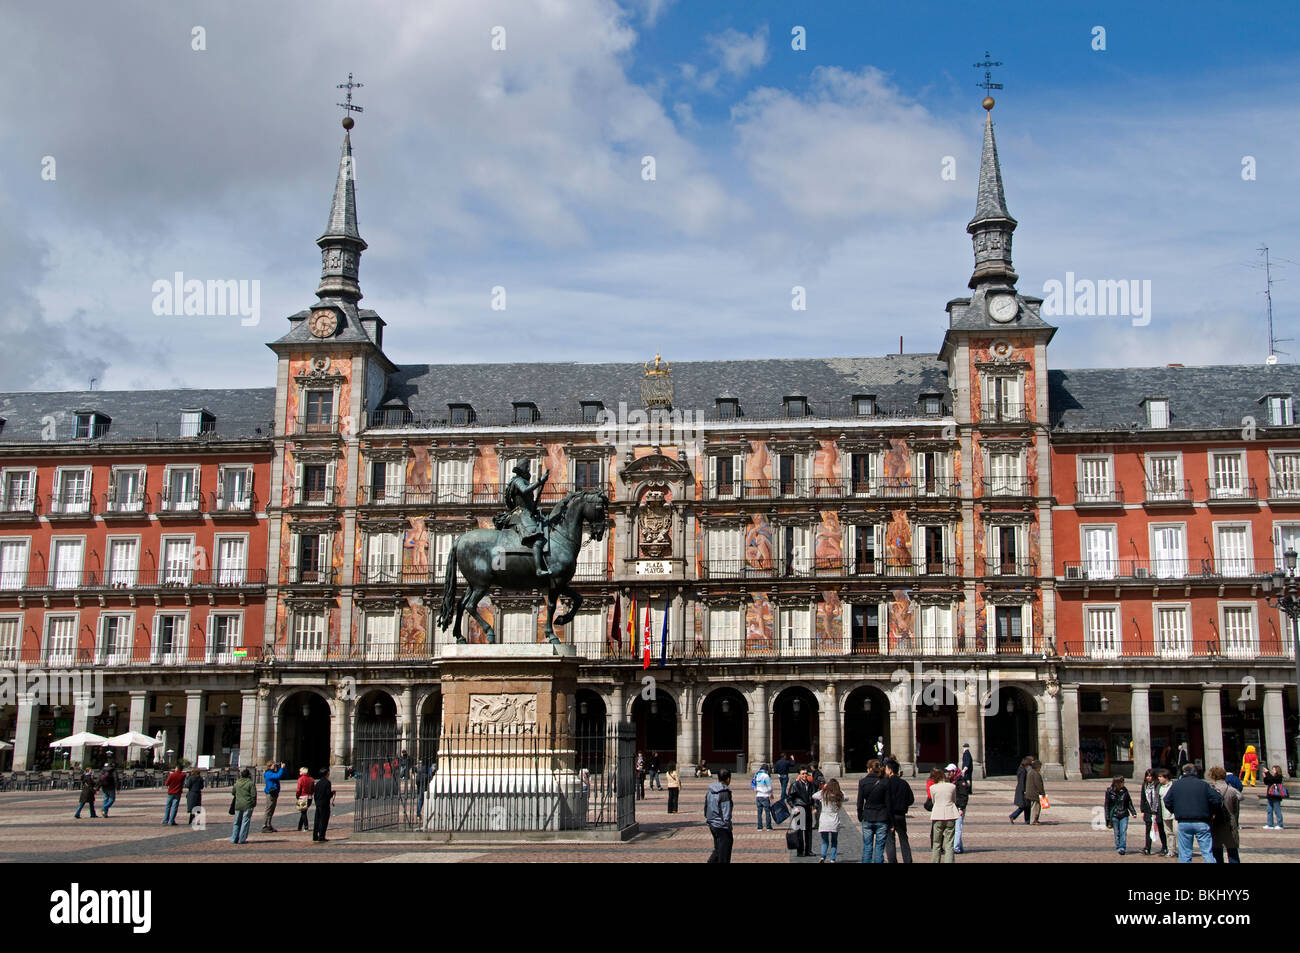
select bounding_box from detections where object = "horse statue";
[436,489,610,644]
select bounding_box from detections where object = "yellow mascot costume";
[1240,745,1259,786]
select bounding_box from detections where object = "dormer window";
[783,395,808,418]
[716,396,740,419]
[179,409,215,437]
[73,411,109,440]
[920,394,942,416]
[853,395,876,417]
[580,400,603,424]
[512,402,539,425]
[1145,398,1170,429]
[1266,394,1294,426]
[448,403,475,426]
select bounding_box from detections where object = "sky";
[4,0,1300,392]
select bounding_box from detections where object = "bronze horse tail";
[436,536,458,632]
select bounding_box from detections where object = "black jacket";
[787,777,815,808]
[1105,786,1136,820]
[856,774,893,824]
[1012,763,1027,804]
[952,776,971,812]
[774,758,792,778]
[1162,774,1222,822]
[1138,780,1163,816]
[887,774,915,817]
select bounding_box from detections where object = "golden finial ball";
[982,96,995,111]
[342,116,355,130]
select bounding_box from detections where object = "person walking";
[884,758,914,863]
[230,768,257,844]
[1239,745,1259,787]
[1262,764,1288,829]
[813,778,845,863]
[73,768,98,819]
[163,764,186,825]
[1025,760,1046,825]
[261,760,289,833]
[634,752,646,800]
[787,766,817,857]
[648,753,662,791]
[960,743,974,785]
[664,763,680,814]
[1207,766,1241,863]
[951,763,971,854]
[1104,775,1138,855]
[312,768,335,842]
[184,768,204,825]
[1139,768,1168,856]
[774,754,792,800]
[1176,742,1191,774]
[98,762,117,818]
[1163,762,1222,862]
[295,767,315,832]
[1008,755,1033,824]
[704,768,734,863]
[929,769,960,863]
[856,759,892,863]
[751,763,774,830]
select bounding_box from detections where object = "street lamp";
[1170,694,1180,713]
[1259,546,1300,773]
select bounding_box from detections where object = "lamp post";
[1259,547,1300,774]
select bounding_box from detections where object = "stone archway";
[277,690,332,777]
[630,691,678,771]
[984,685,1037,776]
[700,687,748,771]
[772,686,819,766]
[575,689,607,772]
[842,684,892,772]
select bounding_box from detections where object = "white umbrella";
[50,732,110,748]
[0,740,12,750]
[103,731,163,748]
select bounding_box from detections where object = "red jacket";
[166,770,187,795]
[296,775,315,798]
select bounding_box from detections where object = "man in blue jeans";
[1163,762,1222,862]
[856,760,893,863]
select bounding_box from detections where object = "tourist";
[163,763,186,825]
[1157,770,1176,848]
[1263,764,1288,829]
[74,768,98,819]
[296,767,315,831]
[787,766,817,858]
[773,753,792,800]
[751,763,773,830]
[704,768,733,863]
[261,760,289,832]
[1025,760,1046,825]
[1162,762,1222,862]
[1239,745,1259,787]
[230,768,257,844]
[884,758,914,863]
[856,759,892,863]
[1008,755,1033,824]
[961,743,974,785]
[813,778,845,863]
[312,767,335,842]
[98,762,117,818]
[1225,769,1243,793]
[648,752,662,790]
[874,737,885,761]
[1176,742,1191,774]
[1207,766,1241,863]
[1104,775,1137,855]
[635,751,646,800]
[184,768,204,825]
[951,763,971,854]
[695,759,711,779]
[664,763,680,813]
[1139,768,1168,856]
[928,768,960,863]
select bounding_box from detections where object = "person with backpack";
[295,767,315,832]
[884,758,915,863]
[98,762,117,818]
[704,768,734,863]
[751,763,774,830]
[1104,775,1138,855]
[787,766,817,858]
[1262,764,1288,829]
[1139,768,1168,856]
[813,778,845,863]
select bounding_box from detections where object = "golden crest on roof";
[640,353,673,408]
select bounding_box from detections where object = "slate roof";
[381,354,955,427]
[1048,364,1300,432]
[273,302,383,347]
[946,293,1057,333]
[322,133,363,242]
[0,388,276,444]
[970,111,1016,228]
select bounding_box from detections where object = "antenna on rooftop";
[1261,245,1293,362]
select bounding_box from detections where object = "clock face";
[309,309,338,338]
[987,294,1018,323]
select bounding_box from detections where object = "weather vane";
[973,51,1002,109]
[336,72,364,129]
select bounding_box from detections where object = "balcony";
[1267,479,1300,504]
[0,494,39,519]
[0,568,268,593]
[983,557,1039,579]
[980,402,1029,425]
[1059,639,1294,661]
[286,566,339,586]
[981,477,1033,498]
[1073,482,1124,508]
[209,490,257,515]
[1205,478,1259,505]
[1060,557,1265,583]
[102,491,150,516]
[1143,480,1194,506]
[355,566,434,586]
[697,477,960,502]
[700,556,960,580]
[46,492,94,519]
[10,645,266,667]
[157,488,204,516]
[585,636,973,662]
[287,485,336,508]
[296,414,339,436]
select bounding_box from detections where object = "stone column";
[611,681,626,726]
[1060,684,1081,780]
[1262,685,1287,772]
[70,690,96,766]
[238,689,258,770]
[332,695,351,776]
[958,697,983,779]
[1130,685,1151,780]
[677,682,696,772]
[129,690,148,765]
[750,682,769,771]
[1041,684,1063,778]
[182,689,205,765]
[255,686,273,764]
[397,686,416,743]
[888,684,915,776]
[1201,684,1224,772]
[820,681,841,777]
[12,692,38,770]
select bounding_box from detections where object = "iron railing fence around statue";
[352,722,634,833]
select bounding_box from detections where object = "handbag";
[770,799,791,825]
[228,794,236,816]
[1039,794,1050,810]
[785,830,801,851]
[923,797,933,812]
[1267,783,1287,799]
[297,796,312,811]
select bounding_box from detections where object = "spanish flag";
[625,592,637,659]
[642,601,651,669]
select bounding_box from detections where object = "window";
[512,402,539,425]
[45,614,77,665]
[921,395,943,415]
[1209,452,1246,498]
[916,450,948,495]
[993,604,1026,651]
[100,613,133,664]
[106,538,138,587]
[989,524,1022,575]
[448,403,475,426]
[849,603,883,654]
[706,527,743,578]
[918,604,955,654]
[988,451,1022,495]
[366,532,401,584]
[984,375,1023,421]
[778,604,813,656]
[710,454,740,498]
[209,613,241,661]
[1081,526,1116,580]
[575,532,606,580]
[581,401,603,424]
[304,391,333,430]
[1273,523,1300,572]
[1155,606,1190,658]
[1220,605,1257,659]
[783,396,807,418]
[293,611,325,660]
[162,467,199,511]
[301,464,329,505]
[0,616,20,662]
[74,412,108,439]
[851,524,880,574]
[1270,452,1300,498]
[1078,456,1114,502]
[708,605,742,652]
[368,459,404,504]
[1146,399,1170,429]
[780,524,813,576]
[431,532,464,584]
[50,538,84,588]
[363,611,397,658]
[1146,453,1183,500]
[0,539,28,589]
[777,452,809,496]
[217,466,254,510]
[297,534,323,583]
[715,398,739,419]
[109,467,146,512]
[915,524,949,574]
[161,537,193,585]
[53,467,91,514]
[179,410,213,437]
[850,452,876,494]
[571,610,605,657]
[573,459,601,490]
[1214,524,1251,577]
[501,607,535,645]
[1268,395,1294,426]
[436,458,472,504]
[1,469,36,513]
[853,395,876,416]
[1085,606,1120,658]
[215,536,246,586]
[1150,524,1186,578]
[154,612,188,663]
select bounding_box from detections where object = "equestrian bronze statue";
[436,488,610,645]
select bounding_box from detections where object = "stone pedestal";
[438,643,581,735]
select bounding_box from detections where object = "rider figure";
[504,461,550,577]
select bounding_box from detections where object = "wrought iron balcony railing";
[1205,478,1260,503]
[1060,557,1266,582]
[1059,639,1294,661]
[1073,482,1124,506]
[102,491,150,515]
[1143,480,1194,504]
[0,568,268,592]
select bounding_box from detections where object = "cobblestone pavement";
[2,777,1295,863]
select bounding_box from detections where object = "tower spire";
[316,125,367,301]
[966,98,1017,289]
